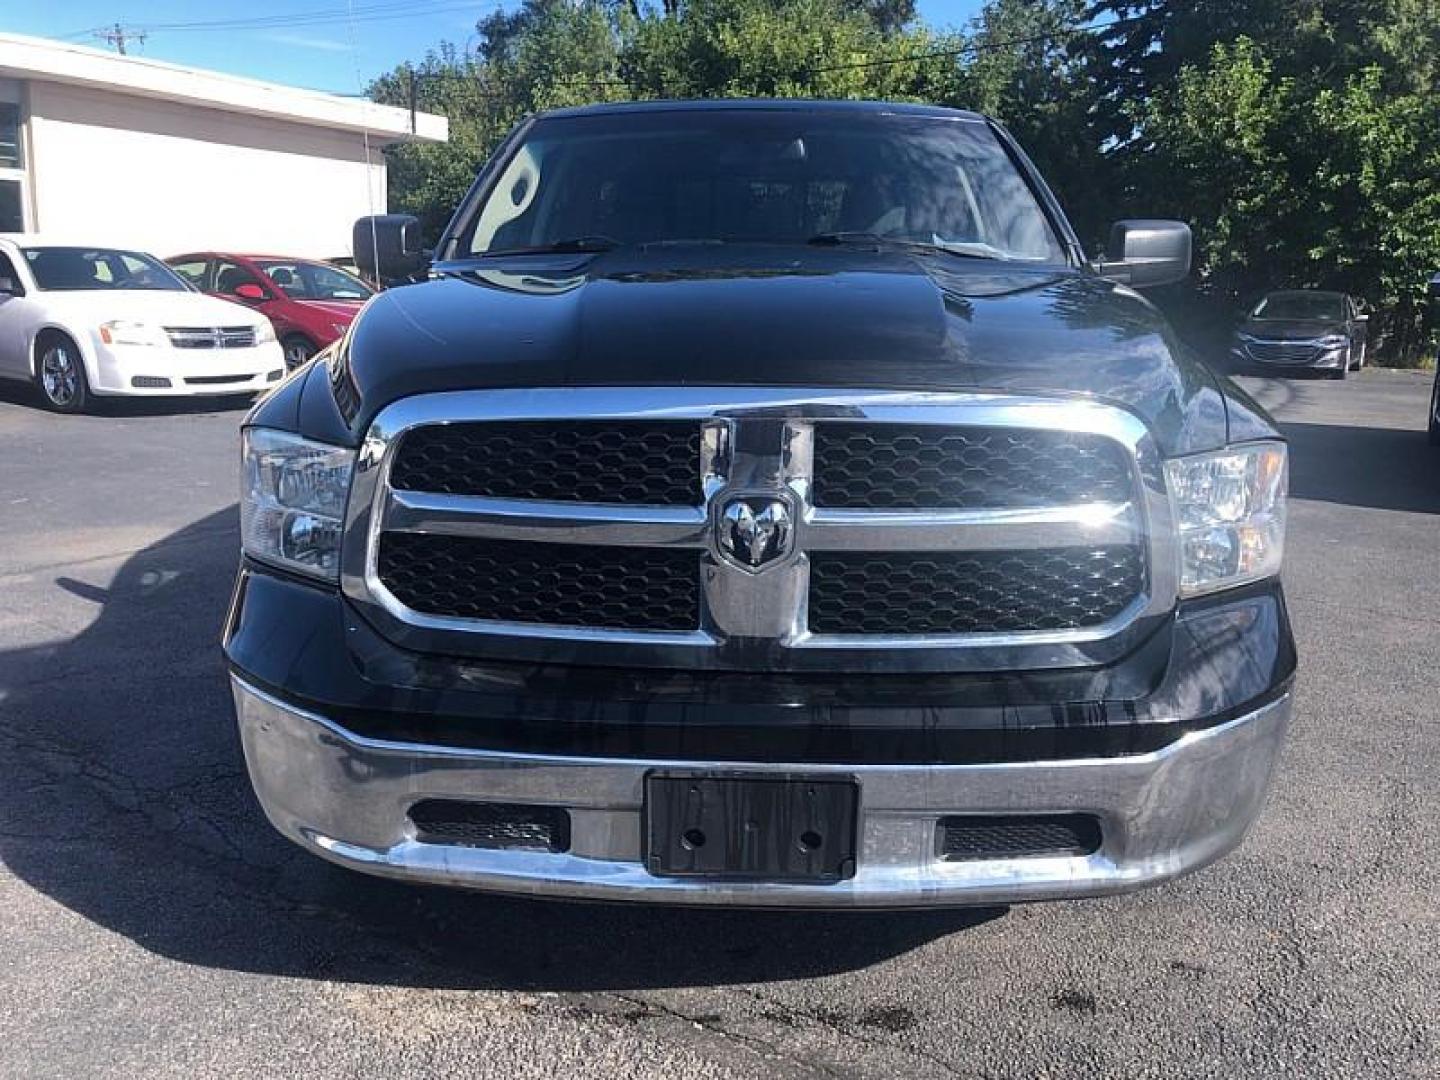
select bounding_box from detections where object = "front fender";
[27,321,99,381]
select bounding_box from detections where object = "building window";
[0,180,22,233]
[0,102,20,169]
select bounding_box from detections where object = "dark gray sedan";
[1231,289,1369,378]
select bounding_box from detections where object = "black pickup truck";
[226,100,1294,907]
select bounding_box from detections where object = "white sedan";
[0,236,285,412]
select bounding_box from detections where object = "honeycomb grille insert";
[807,546,1144,635]
[812,424,1133,509]
[389,421,703,504]
[937,815,1102,861]
[377,532,699,631]
[409,799,571,852]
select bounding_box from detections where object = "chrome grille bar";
[384,491,708,548]
[342,388,1177,673]
[164,325,258,349]
[381,491,1136,553]
[804,502,1136,552]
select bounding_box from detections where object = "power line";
[64,1,484,41]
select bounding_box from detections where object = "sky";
[3,0,986,96]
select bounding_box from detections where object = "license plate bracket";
[644,773,858,882]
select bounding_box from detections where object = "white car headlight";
[1317,334,1348,349]
[1165,442,1287,597]
[241,428,355,581]
[254,319,277,345]
[99,319,165,347]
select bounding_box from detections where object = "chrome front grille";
[164,325,258,349]
[344,389,1175,672]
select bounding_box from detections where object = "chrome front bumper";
[232,675,1290,908]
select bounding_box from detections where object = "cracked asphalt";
[1,369,1437,1079]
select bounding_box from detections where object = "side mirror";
[1097,220,1192,288]
[0,275,19,296]
[353,214,428,284]
[234,282,268,302]
[1428,273,1440,301]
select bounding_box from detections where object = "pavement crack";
[604,990,845,1078]
[729,986,967,1078]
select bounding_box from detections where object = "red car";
[166,252,373,370]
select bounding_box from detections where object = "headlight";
[99,320,165,347]
[1317,334,1347,349]
[254,320,277,345]
[1165,442,1287,597]
[240,428,355,580]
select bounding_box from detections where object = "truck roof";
[534,98,987,123]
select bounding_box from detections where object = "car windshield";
[461,110,1068,264]
[254,259,373,300]
[22,247,189,292]
[1251,292,1345,320]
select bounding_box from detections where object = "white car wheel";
[36,336,89,413]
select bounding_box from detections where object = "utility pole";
[95,23,146,55]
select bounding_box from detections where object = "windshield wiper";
[806,232,1005,261]
[482,236,622,256]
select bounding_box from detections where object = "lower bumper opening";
[937,814,1102,861]
[408,798,572,853]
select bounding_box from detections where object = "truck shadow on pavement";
[0,510,997,992]
[1282,421,1440,515]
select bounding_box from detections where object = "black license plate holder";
[644,773,858,883]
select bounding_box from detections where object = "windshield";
[461,111,1068,263]
[1251,292,1345,321]
[23,247,189,292]
[254,259,373,300]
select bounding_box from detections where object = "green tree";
[1083,0,1440,361]
[368,44,501,240]
[622,0,946,100]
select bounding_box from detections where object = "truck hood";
[333,246,1246,456]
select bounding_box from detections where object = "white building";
[0,33,447,259]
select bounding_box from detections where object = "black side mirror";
[1097,220,1192,289]
[353,214,428,285]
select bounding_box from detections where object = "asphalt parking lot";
[1,369,1436,1079]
